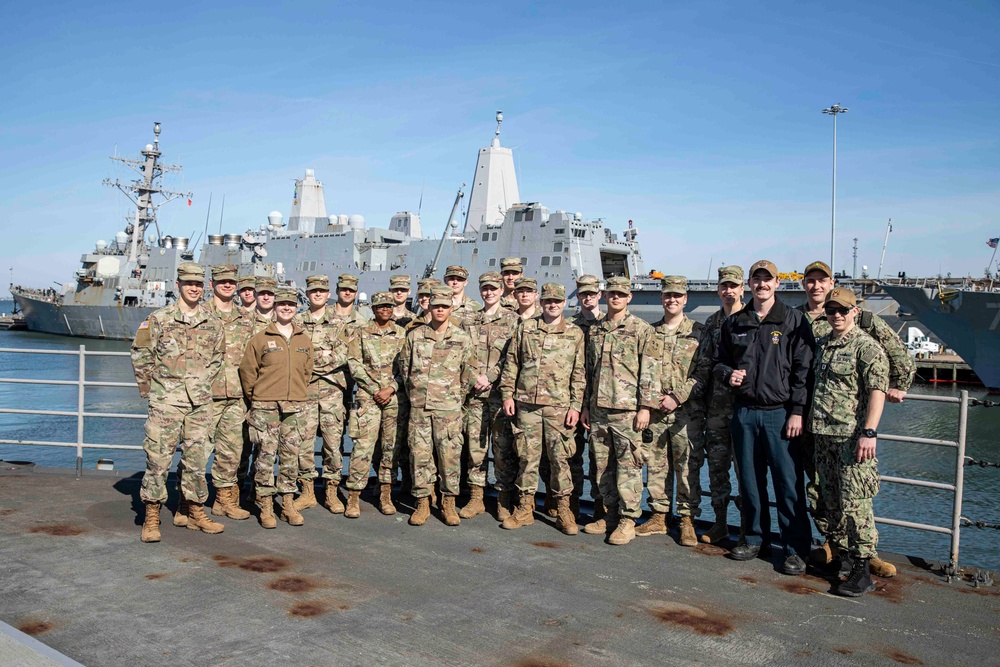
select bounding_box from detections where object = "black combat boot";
[835,557,875,597]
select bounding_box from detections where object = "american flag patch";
[138,321,149,330]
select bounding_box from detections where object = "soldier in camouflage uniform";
[294,274,355,514]
[240,287,315,528]
[204,265,255,523]
[499,257,523,311]
[389,274,418,327]
[500,283,586,534]
[250,276,277,334]
[581,276,661,546]
[444,265,482,324]
[808,287,889,597]
[697,265,744,544]
[460,271,519,520]
[345,292,408,517]
[399,286,476,527]
[570,275,605,519]
[132,262,226,543]
[237,275,257,313]
[637,277,711,546]
[798,260,914,578]
[513,277,539,320]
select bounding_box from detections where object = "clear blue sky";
[2,0,998,295]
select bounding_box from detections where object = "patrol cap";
[211,264,238,281]
[444,265,468,280]
[255,276,277,293]
[660,275,688,295]
[803,260,833,279]
[306,274,330,291]
[371,291,394,307]
[237,275,256,290]
[429,286,454,307]
[337,274,359,290]
[825,287,857,309]
[514,277,538,291]
[417,278,440,296]
[749,259,778,279]
[605,276,632,295]
[718,265,744,285]
[500,257,523,273]
[479,271,502,289]
[177,262,205,282]
[389,274,411,289]
[576,274,602,294]
[540,282,566,300]
[274,287,298,304]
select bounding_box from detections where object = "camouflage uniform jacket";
[293,308,353,398]
[500,316,586,410]
[206,300,254,399]
[572,310,606,393]
[800,306,915,392]
[464,306,519,400]
[500,294,518,311]
[239,323,314,405]
[347,320,407,399]
[808,327,889,437]
[400,323,476,411]
[131,302,225,406]
[452,293,483,324]
[251,309,274,336]
[585,312,661,412]
[699,307,736,411]
[652,315,710,406]
[391,306,419,329]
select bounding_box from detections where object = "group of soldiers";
[132,254,912,599]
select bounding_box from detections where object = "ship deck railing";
[0,345,975,572]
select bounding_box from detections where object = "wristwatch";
[862,428,878,438]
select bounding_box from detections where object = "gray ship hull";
[882,284,1000,391]
[12,293,151,341]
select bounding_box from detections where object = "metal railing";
[0,345,144,476]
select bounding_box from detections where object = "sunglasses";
[824,306,852,317]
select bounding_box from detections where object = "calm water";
[0,324,997,570]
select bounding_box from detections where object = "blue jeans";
[730,405,810,556]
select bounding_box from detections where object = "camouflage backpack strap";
[858,309,874,333]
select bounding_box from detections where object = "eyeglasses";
[824,306,852,317]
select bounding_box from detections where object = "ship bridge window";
[524,209,534,222]
[552,256,561,266]
[553,242,563,252]
[488,258,496,267]
[514,210,523,222]
[555,228,564,234]
[521,257,528,266]
[482,232,489,242]
[541,257,550,266]
[492,232,498,241]
[573,229,586,238]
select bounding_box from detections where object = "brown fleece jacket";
[239,323,314,402]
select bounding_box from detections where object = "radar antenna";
[495,110,503,140]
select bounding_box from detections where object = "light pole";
[822,103,848,275]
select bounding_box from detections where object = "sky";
[2,0,998,296]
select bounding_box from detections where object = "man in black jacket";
[715,260,815,575]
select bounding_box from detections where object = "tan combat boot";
[409,496,431,526]
[635,511,668,537]
[609,517,636,546]
[501,492,535,530]
[544,488,557,517]
[582,500,607,535]
[323,484,345,514]
[810,539,837,565]
[496,490,512,522]
[700,518,729,544]
[256,494,277,529]
[345,490,362,519]
[556,496,578,536]
[280,493,305,526]
[173,497,189,527]
[211,486,227,517]
[215,486,251,520]
[429,484,438,508]
[459,486,485,519]
[678,516,698,547]
[293,480,317,511]
[379,483,396,515]
[441,495,461,526]
[141,502,161,543]
[870,555,897,578]
[186,502,225,534]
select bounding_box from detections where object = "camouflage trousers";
[300,386,349,482]
[346,394,409,491]
[542,428,585,501]
[140,399,212,504]
[702,406,735,515]
[589,406,645,518]
[247,402,306,497]
[208,397,247,488]
[646,409,703,517]
[409,406,463,497]
[465,395,517,490]
[800,430,831,537]
[814,434,880,558]
[512,403,576,496]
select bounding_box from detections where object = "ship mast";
[103,122,193,262]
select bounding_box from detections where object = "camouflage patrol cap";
[274,287,298,304]
[429,286,454,307]
[514,277,538,291]
[177,262,205,281]
[576,274,602,294]
[540,282,566,300]
[444,265,469,280]
[417,278,440,296]
[338,274,359,290]
[306,274,330,291]
[255,276,277,293]
[237,275,256,290]
[749,259,778,279]
[660,275,688,295]
[479,271,502,288]
[371,291,394,307]
[718,265,744,285]
[605,276,632,295]
[803,260,833,279]
[389,274,411,289]
[500,257,523,273]
[211,264,238,281]
[825,287,857,308]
